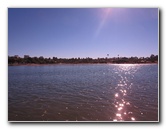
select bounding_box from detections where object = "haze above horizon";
[8,8,158,58]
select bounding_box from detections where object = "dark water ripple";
[8,64,158,121]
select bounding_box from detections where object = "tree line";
[8,54,158,65]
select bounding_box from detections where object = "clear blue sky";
[8,8,158,58]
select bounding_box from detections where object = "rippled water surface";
[8,64,158,121]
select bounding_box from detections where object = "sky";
[8,8,158,58]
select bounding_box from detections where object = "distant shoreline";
[9,54,158,65]
[8,62,158,66]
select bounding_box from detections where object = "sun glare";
[94,8,112,38]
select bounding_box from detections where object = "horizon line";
[8,54,158,59]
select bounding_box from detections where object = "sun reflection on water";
[112,64,139,121]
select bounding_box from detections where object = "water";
[8,64,158,121]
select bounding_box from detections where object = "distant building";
[14,55,19,58]
[24,55,30,58]
[140,60,146,63]
[33,56,38,59]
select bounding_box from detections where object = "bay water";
[8,64,158,121]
